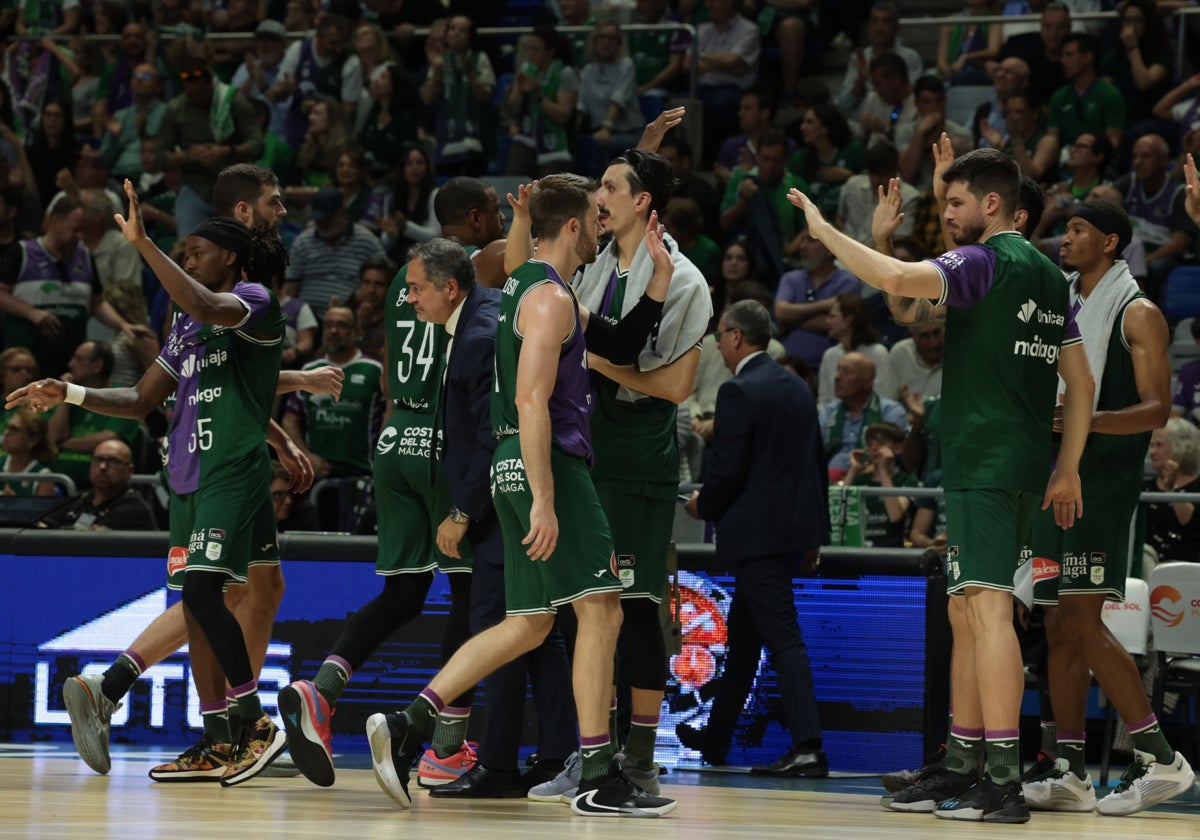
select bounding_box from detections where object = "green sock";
[1057,737,1086,778]
[201,702,232,745]
[580,738,615,781]
[226,693,241,737]
[944,712,953,746]
[984,730,1020,782]
[1039,720,1057,757]
[624,715,659,770]
[1129,715,1174,763]
[430,705,471,759]
[945,725,983,775]
[608,696,618,745]
[403,693,440,739]
[314,658,352,706]
[235,688,264,724]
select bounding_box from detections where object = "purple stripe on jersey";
[232,281,273,330]
[927,245,996,309]
[1063,300,1081,343]
[159,284,274,494]
[542,263,594,463]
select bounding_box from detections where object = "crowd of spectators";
[0,2,1198,552]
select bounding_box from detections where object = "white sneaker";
[1097,749,1196,816]
[527,750,581,803]
[1022,757,1097,812]
[62,674,119,775]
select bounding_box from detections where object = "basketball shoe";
[149,737,232,782]
[278,680,335,787]
[62,674,119,775]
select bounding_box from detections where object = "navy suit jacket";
[442,284,501,532]
[696,352,829,565]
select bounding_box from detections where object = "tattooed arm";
[884,294,948,325]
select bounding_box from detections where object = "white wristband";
[64,382,85,405]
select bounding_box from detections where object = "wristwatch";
[449,507,471,525]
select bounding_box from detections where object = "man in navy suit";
[679,299,830,777]
[404,237,576,797]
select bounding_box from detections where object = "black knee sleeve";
[181,571,253,688]
[331,571,433,670]
[619,598,668,691]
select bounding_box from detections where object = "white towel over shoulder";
[1065,259,1140,411]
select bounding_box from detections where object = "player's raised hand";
[6,378,66,412]
[872,177,906,246]
[506,181,536,223]
[637,106,686,152]
[1183,152,1200,227]
[113,179,148,244]
[786,188,832,240]
[932,132,956,206]
[1042,467,1083,529]
[523,498,559,561]
[645,209,674,276]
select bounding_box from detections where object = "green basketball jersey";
[287,353,384,477]
[492,260,593,461]
[1080,295,1150,505]
[929,231,1082,493]
[585,268,678,492]
[385,246,477,412]
[155,282,284,495]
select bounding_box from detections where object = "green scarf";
[210,81,238,144]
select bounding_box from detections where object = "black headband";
[191,218,252,267]
[1070,204,1132,255]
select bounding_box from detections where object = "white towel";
[573,231,712,401]
[1064,259,1140,411]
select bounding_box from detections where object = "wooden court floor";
[1,745,1198,839]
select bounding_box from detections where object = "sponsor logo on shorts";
[1090,551,1105,565]
[376,425,433,458]
[208,528,226,540]
[1061,552,1099,582]
[167,546,188,577]
[1151,585,1184,627]
[1032,557,1060,583]
[616,554,635,589]
[205,541,222,561]
[946,545,960,581]
[1090,567,1105,585]
[491,458,526,495]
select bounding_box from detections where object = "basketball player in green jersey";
[1022,200,1194,816]
[367,174,678,817]
[47,165,341,779]
[789,147,1095,823]
[13,182,293,785]
[279,177,563,791]
[504,151,711,797]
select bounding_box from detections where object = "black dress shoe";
[749,747,829,778]
[428,764,526,798]
[675,723,728,766]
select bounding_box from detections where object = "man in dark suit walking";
[405,237,576,797]
[679,299,830,777]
